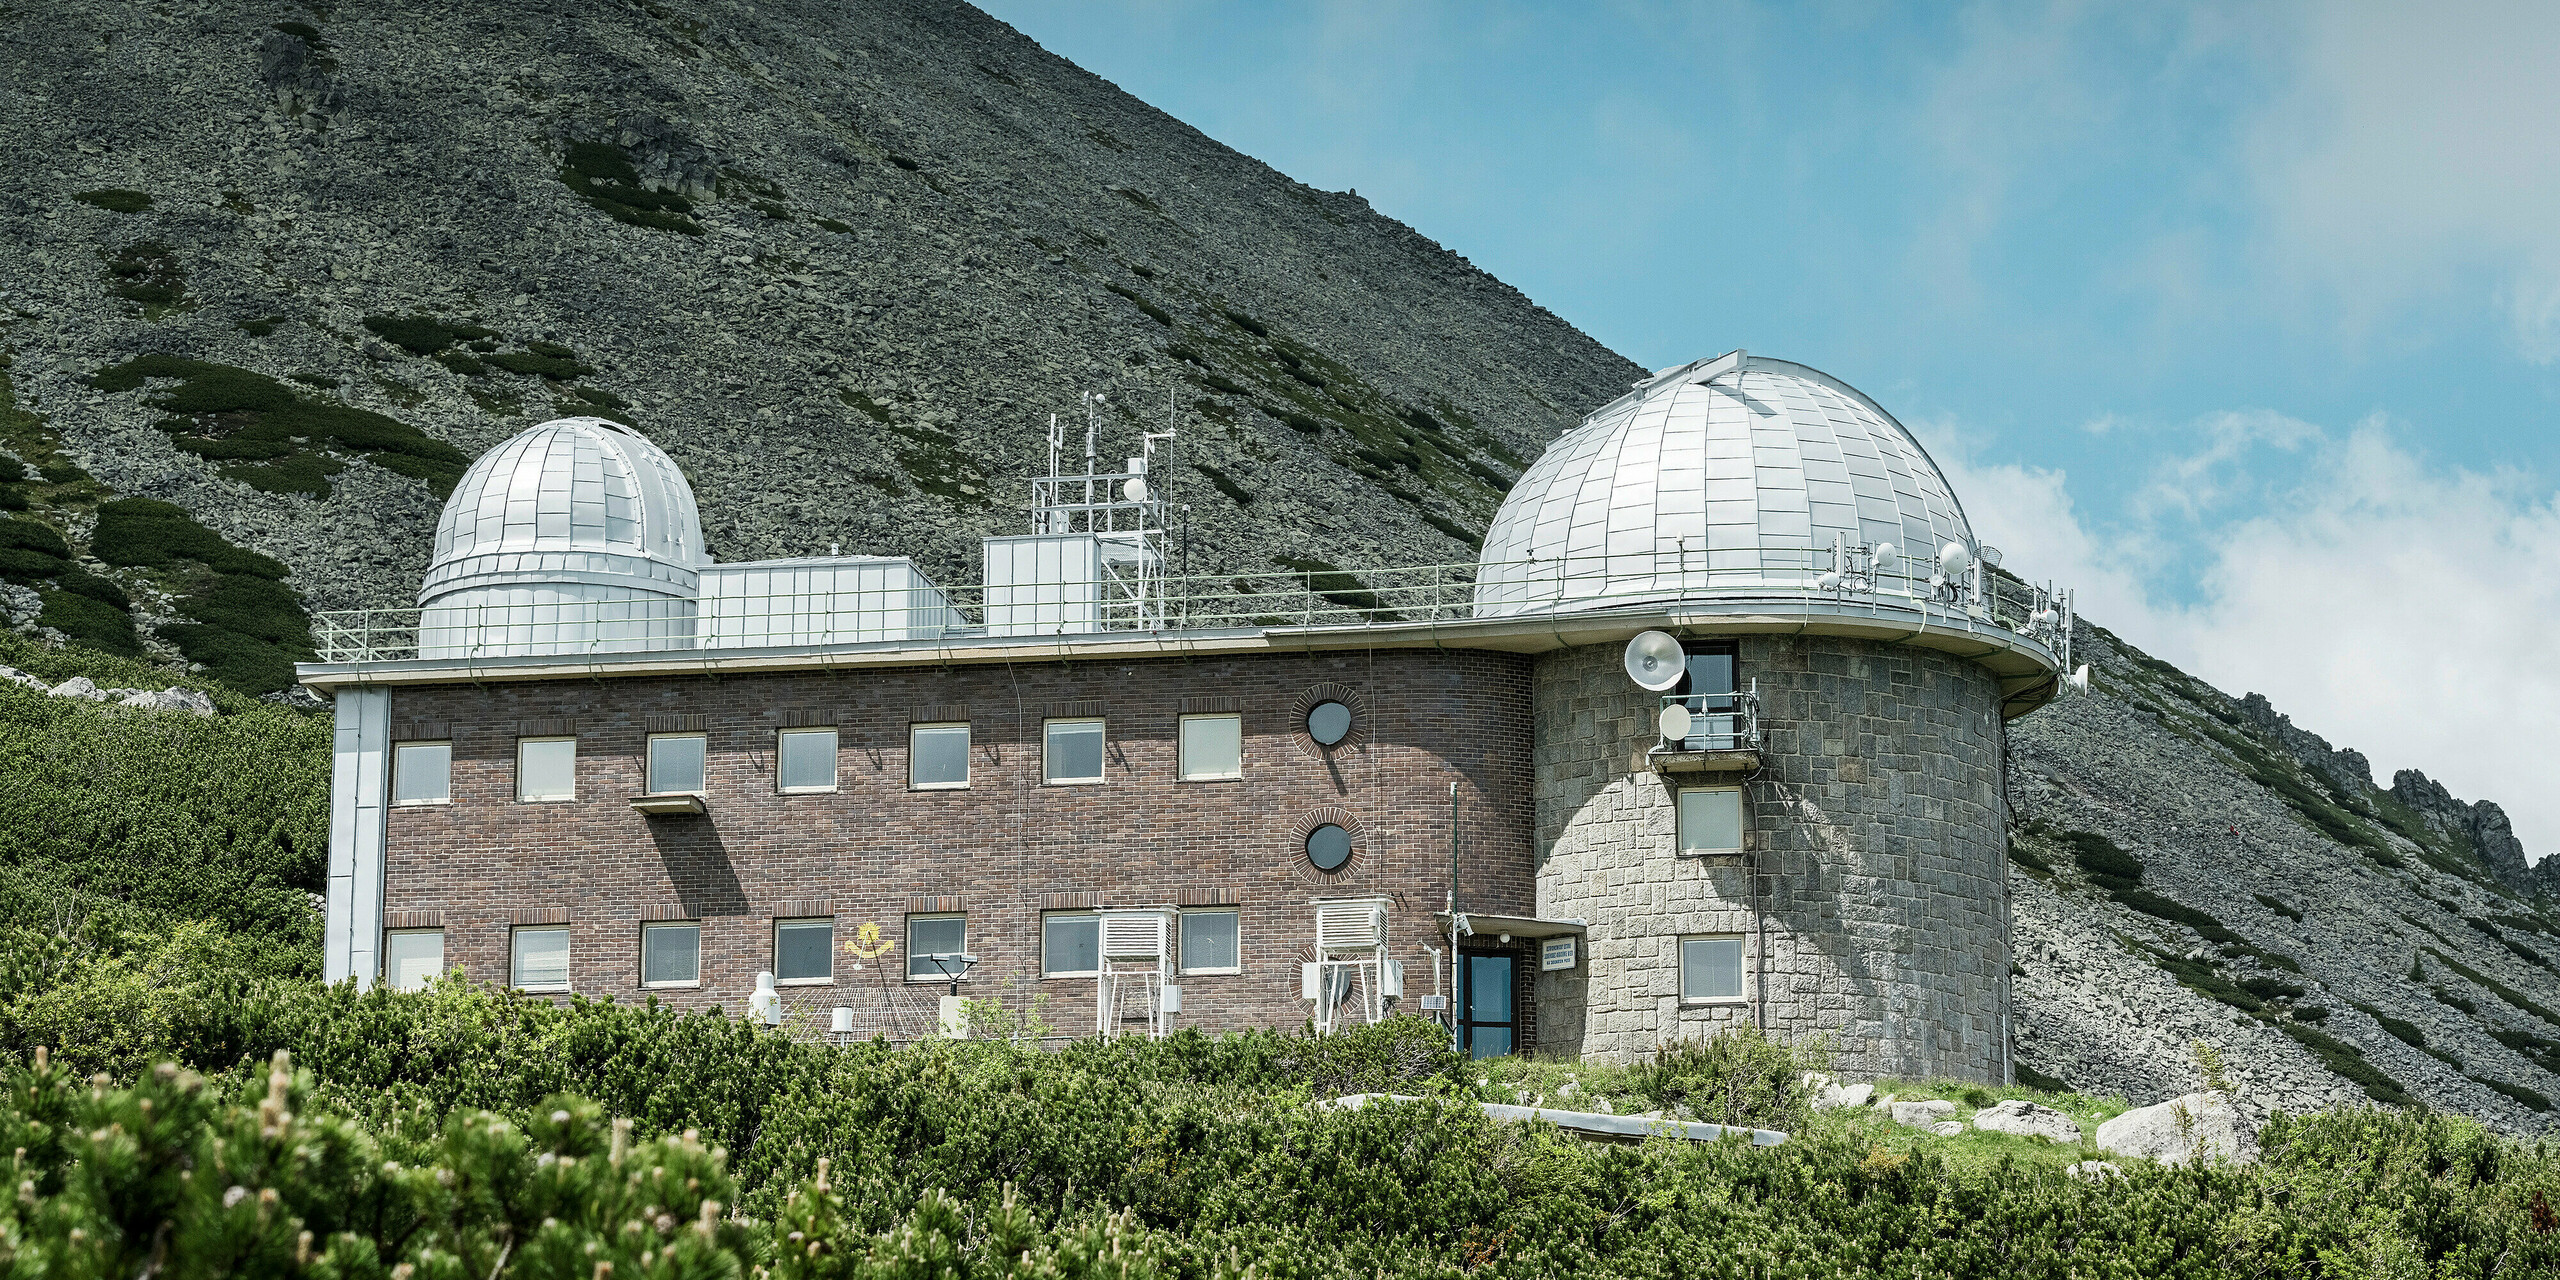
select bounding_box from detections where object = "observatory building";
[306,351,2069,1081]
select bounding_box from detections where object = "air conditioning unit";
[1315,898,1389,953]
[1099,911,1168,960]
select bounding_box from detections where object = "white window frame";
[908,722,971,791]
[645,732,709,797]
[511,924,572,992]
[905,913,969,983]
[640,920,703,989]
[1679,934,1747,1005]
[1177,713,1244,782]
[516,736,578,803]
[772,916,835,985]
[391,741,452,806]
[1177,908,1242,975]
[1677,786,1745,855]
[1042,717,1106,785]
[776,727,840,794]
[1040,911,1102,978]
[382,927,445,991]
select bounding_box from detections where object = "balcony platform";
[1649,748,1763,774]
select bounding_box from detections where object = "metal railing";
[310,548,2074,667]
[1657,686,1764,755]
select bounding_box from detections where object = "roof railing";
[307,548,2072,668]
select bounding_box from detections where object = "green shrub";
[73,189,152,213]
[35,589,140,656]
[487,350,596,380]
[557,140,703,234]
[2239,976,2307,1001]
[2059,830,2143,881]
[361,313,497,356]
[101,240,184,306]
[2351,1002,2430,1050]
[89,355,467,499]
[2276,1020,2413,1106]
[2008,842,2052,875]
[2475,1077,2553,1113]
[1626,1027,1826,1132]
[88,499,312,691]
[2253,892,2303,922]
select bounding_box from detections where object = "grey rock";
[0,664,46,692]
[117,688,216,717]
[2066,1160,2125,1182]
[1972,1099,2081,1143]
[47,676,103,701]
[1928,1120,1965,1137]
[1889,1099,1956,1129]
[1814,1081,1874,1111]
[2095,1092,2254,1167]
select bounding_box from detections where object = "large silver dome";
[418,417,706,657]
[1475,352,1974,615]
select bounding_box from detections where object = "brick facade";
[379,649,1533,1037]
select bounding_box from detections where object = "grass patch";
[92,354,467,498]
[2427,947,2560,1030]
[361,313,497,357]
[557,140,702,234]
[92,498,310,693]
[2276,1020,2415,1106]
[74,189,152,213]
[101,240,184,308]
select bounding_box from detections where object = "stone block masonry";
[1532,634,2011,1080]
[379,649,1533,1036]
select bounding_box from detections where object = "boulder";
[2095,1091,2254,1166]
[47,676,103,701]
[118,688,217,717]
[1888,1099,1956,1129]
[2067,1160,2125,1182]
[1929,1120,1965,1137]
[1972,1098,2082,1143]
[1816,1081,1874,1110]
[0,664,45,691]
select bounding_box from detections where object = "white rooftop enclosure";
[1473,352,1976,615]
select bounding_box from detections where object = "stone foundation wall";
[1532,634,2011,1080]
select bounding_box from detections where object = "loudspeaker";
[1623,630,1686,691]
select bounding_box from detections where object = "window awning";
[1437,912,1587,940]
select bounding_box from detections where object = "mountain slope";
[1,0,1637,679]
[2010,622,2560,1133]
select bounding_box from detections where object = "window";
[1680,935,1745,1003]
[777,728,838,793]
[392,742,451,805]
[647,733,707,795]
[1179,910,1240,974]
[1305,824,1353,872]
[909,722,970,789]
[1043,718,1105,784]
[1677,787,1745,855]
[1041,912,1100,977]
[383,928,444,991]
[1178,714,1243,781]
[642,921,701,987]
[774,918,833,983]
[906,913,968,981]
[512,925,571,990]
[516,737,577,802]
[1671,643,1741,749]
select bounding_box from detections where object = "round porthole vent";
[1306,701,1352,746]
[1306,823,1353,872]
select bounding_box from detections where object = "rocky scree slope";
[2008,619,2560,1135]
[0,0,1636,688]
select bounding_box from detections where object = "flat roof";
[296,593,2066,719]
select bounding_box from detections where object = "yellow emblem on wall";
[843,921,895,959]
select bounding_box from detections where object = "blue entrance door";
[1461,954,1515,1058]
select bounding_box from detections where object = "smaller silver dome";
[421,416,705,606]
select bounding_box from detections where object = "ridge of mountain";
[0,0,2552,1131]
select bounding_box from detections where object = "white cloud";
[1929,415,2560,861]
[2247,0,2560,359]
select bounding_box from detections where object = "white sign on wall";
[1541,936,1578,971]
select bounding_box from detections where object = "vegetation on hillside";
[0,947,2551,1277]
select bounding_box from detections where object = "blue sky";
[980,0,2560,856]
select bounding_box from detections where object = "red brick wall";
[381,648,1532,1035]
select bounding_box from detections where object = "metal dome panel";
[1475,354,1974,615]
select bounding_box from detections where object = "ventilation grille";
[1315,900,1387,951]
[1100,912,1167,960]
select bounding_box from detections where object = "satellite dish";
[1873,541,1898,569]
[1623,630,1686,691]
[1123,476,1150,502]
[1657,702,1694,742]
[1977,545,2004,568]
[1815,570,1841,590]
[2066,664,2091,694]
[1939,542,1970,575]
